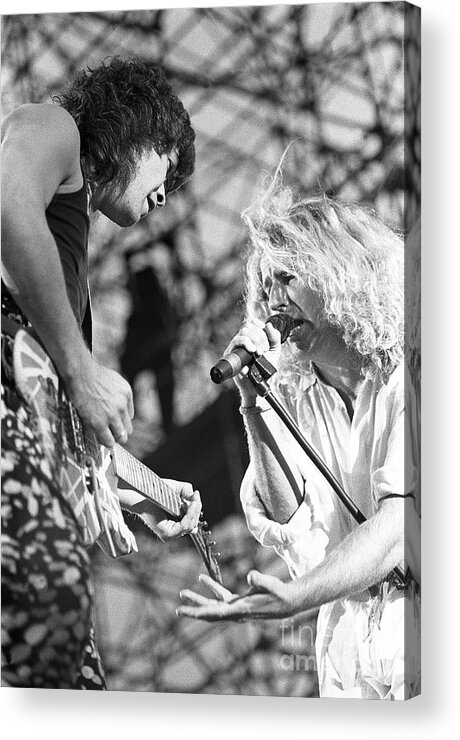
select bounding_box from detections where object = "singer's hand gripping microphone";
[210,314,300,384]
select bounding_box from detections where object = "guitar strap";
[81,281,93,351]
[1,302,91,352]
[2,313,34,390]
[1,275,92,350]
[1,313,32,341]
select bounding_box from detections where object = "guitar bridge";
[59,386,87,462]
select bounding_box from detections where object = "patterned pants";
[1,380,106,689]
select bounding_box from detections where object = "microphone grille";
[266,314,297,343]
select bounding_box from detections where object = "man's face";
[260,257,336,359]
[96,148,178,227]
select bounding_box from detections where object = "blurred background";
[1,1,420,695]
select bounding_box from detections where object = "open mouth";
[289,319,314,345]
[288,318,304,334]
[289,323,303,337]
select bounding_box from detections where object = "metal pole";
[247,360,407,589]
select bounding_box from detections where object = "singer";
[178,168,421,700]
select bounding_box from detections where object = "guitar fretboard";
[112,443,182,518]
[15,326,222,583]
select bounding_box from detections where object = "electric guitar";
[11,326,222,583]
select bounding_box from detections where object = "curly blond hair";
[242,170,404,384]
[404,215,421,393]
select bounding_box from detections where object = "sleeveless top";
[45,179,92,346]
[2,177,92,348]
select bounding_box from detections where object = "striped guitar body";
[11,328,222,583]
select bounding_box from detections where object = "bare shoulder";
[3,103,79,145]
[2,104,82,195]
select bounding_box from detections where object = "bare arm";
[1,104,133,447]
[2,104,88,371]
[242,410,304,522]
[178,498,405,621]
[228,320,303,523]
[286,497,404,608]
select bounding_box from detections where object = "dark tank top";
[45,180,92,345]
[2,177,92,348]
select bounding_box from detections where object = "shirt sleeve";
[371,367,417,506]
[240,463,329,579]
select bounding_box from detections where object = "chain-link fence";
[1,3,420,694]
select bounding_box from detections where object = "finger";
[247,570,284,597]
[179,589,217,607]
[185,489,202,513]
[95,424,117,449]
[155,520,180,541]
[178,498,201,533]
[156,503,200,539]
[111,422,128,445]
[178,490,201,522]
[223,335,257,357]
[224,322,268,354]
[187,501,202,531]
[180,486,197,512]
[176,600,250,622]
[176,605,212,620]
[198,573,234,601]
[121,409,133,438]
[164,478,194,499]
[241,325,270,356]
[264,322,282,349]
[126,388,135,419]
[180,483,196,503]
[176,604,231,622]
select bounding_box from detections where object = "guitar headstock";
[189,518,223,585]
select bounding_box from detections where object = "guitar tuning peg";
[201,520,208,528]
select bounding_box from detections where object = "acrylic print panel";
[1,2,420,698]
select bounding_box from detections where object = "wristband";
[239,404,272,416]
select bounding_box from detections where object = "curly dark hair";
[53,56,195,195]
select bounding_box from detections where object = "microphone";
[210,313,300,384]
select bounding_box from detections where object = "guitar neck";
[12,326,223,583]
[112,443,182,518]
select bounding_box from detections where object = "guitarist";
[1,57,201,689]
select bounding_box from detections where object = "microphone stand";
[246,355,408,591]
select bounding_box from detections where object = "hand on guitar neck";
[109,444,222,582]
[117,478,202,542]
[11,317,222,581]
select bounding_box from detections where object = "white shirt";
[240,364,420,698]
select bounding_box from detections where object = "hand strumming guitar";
[65,350,135,448]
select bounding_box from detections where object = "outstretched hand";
[176,570,298,622]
